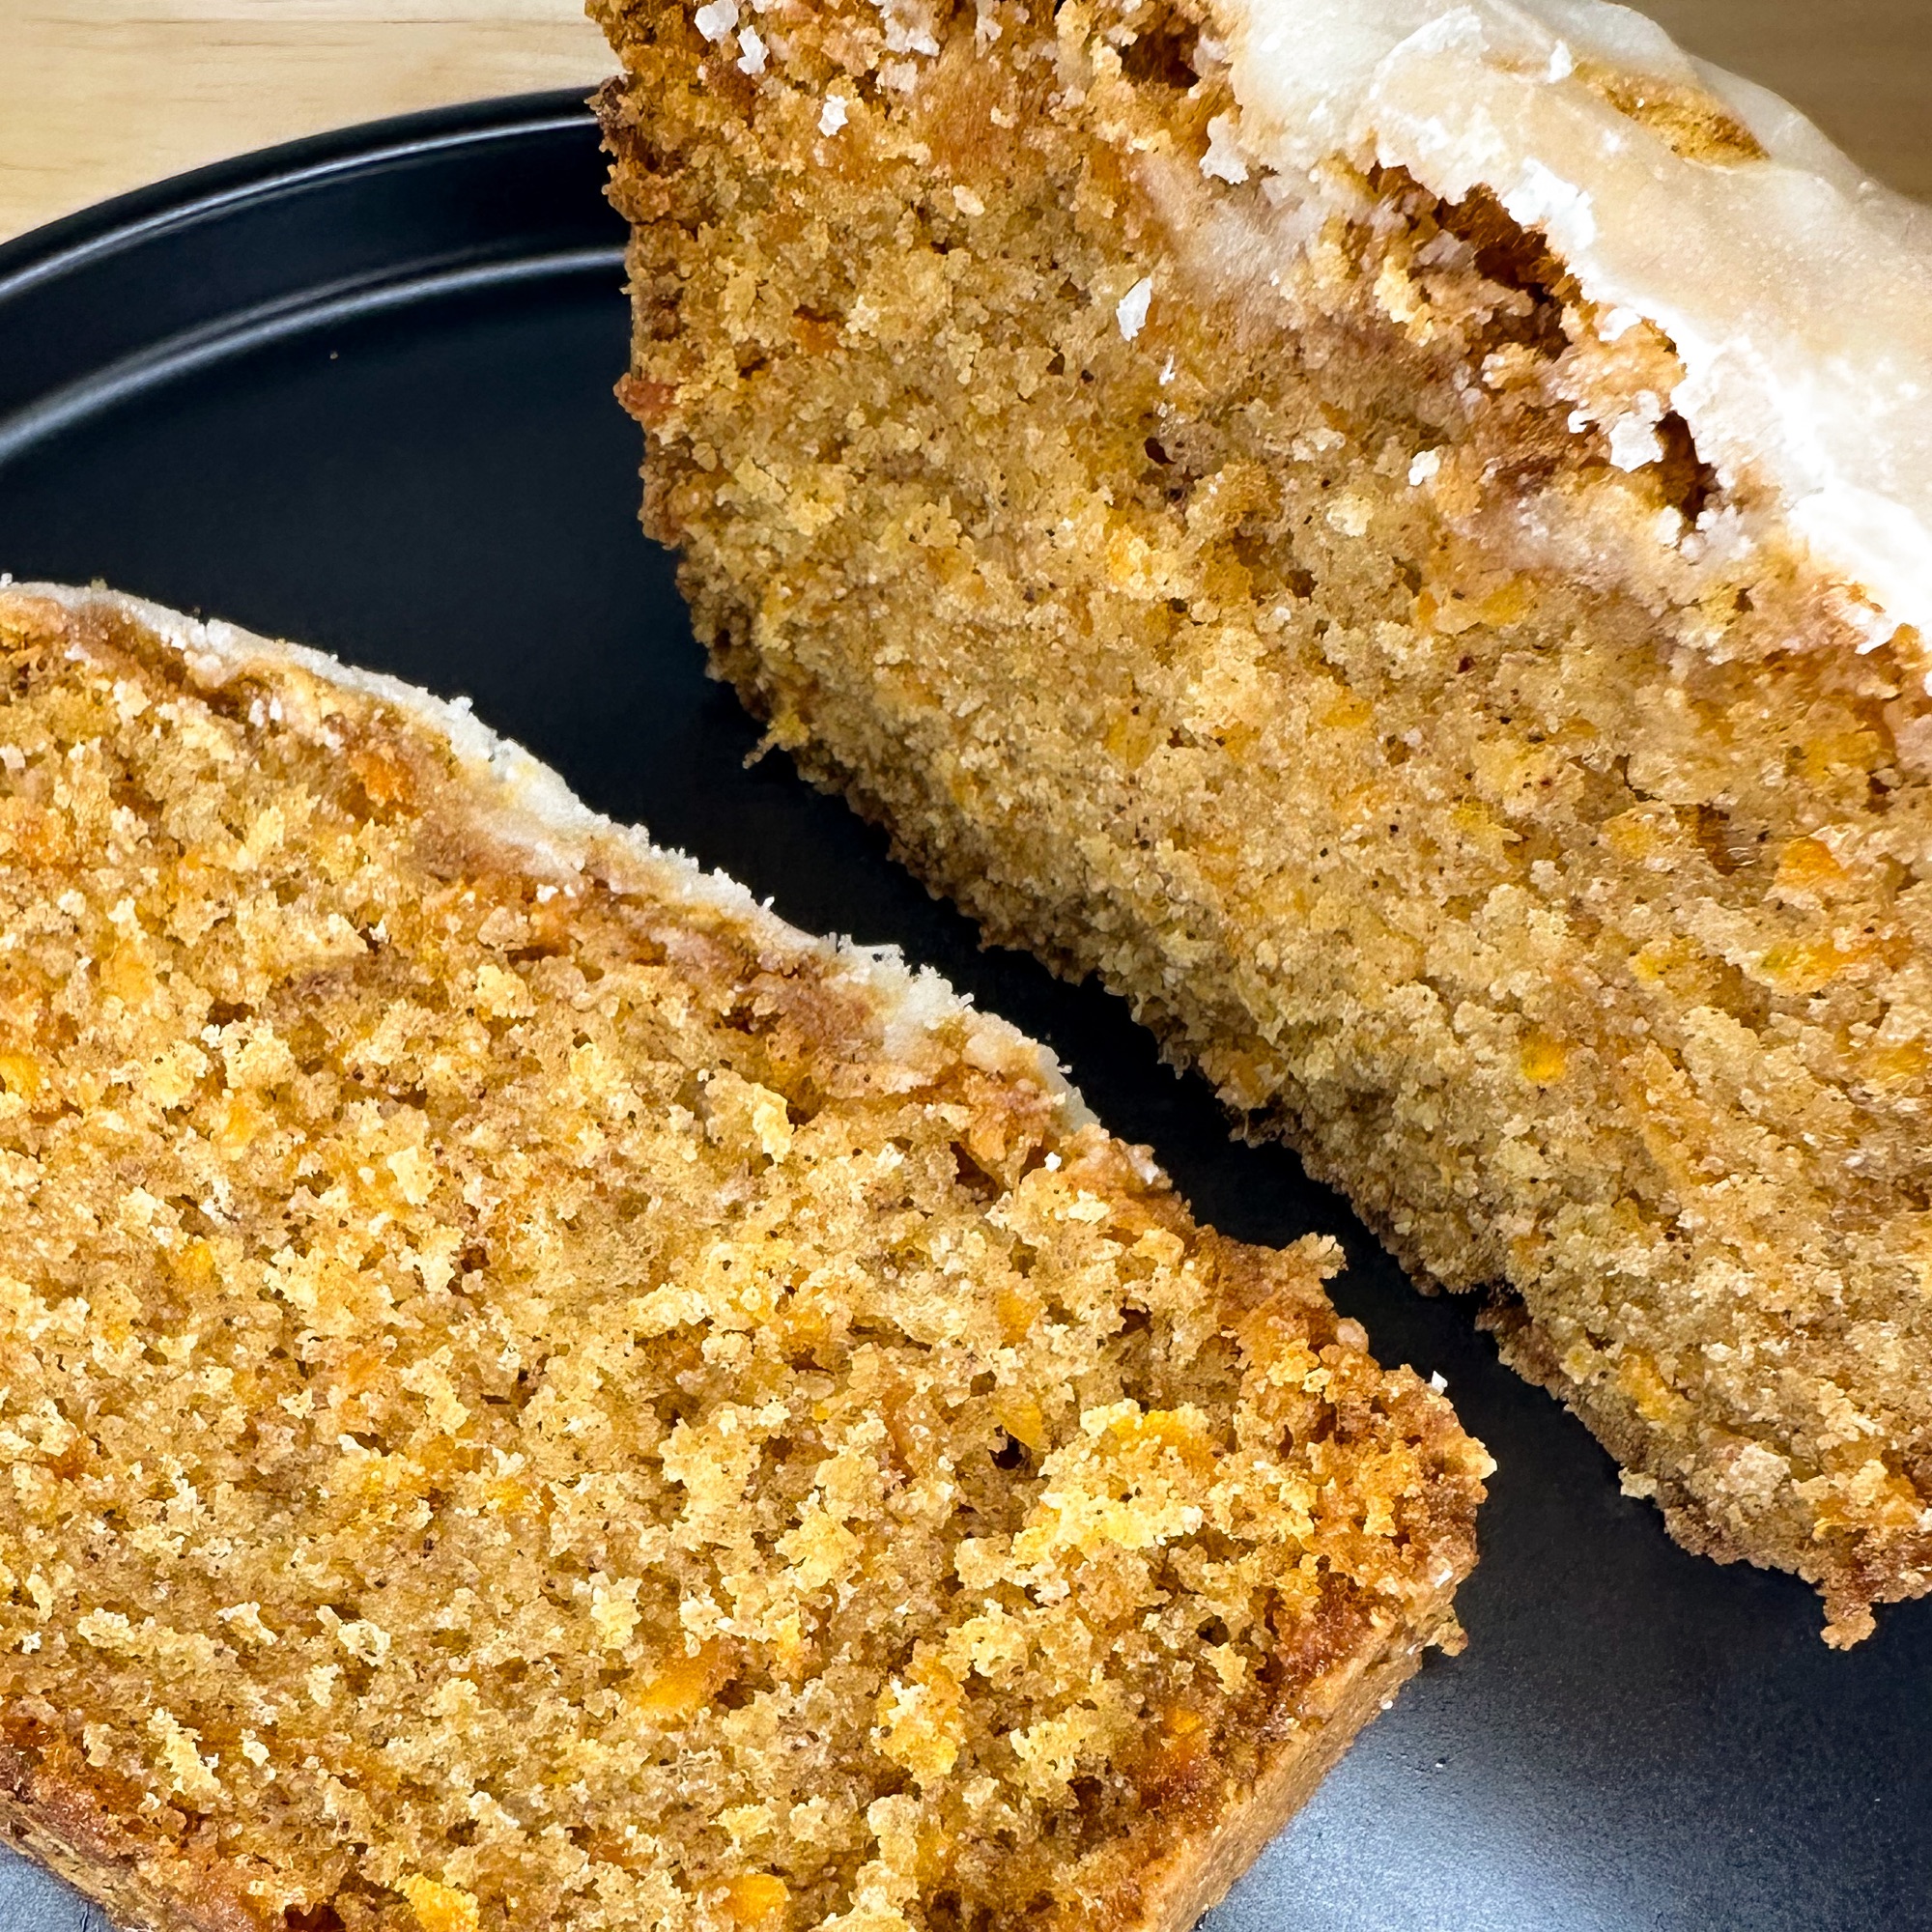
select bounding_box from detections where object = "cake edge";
[0,1736,239,1932]
[0,1605,1468,1932]
[1,581,1094,1134]
[1127,1605,1458,1932]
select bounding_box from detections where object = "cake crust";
[0,583,1486,1930]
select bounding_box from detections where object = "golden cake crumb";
[0,587,1486,1932]
[596,0,1932,1643]
[400,1876,480,1932]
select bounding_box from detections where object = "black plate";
[1,91,1928,1932]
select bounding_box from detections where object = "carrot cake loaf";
[0,582,1486,1932]
[595,0,1932,1643]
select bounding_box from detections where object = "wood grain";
[0,0,1927,243]
[1,0,611,243]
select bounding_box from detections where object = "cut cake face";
[0,586,1486,1932]
[596,0,1932,1640]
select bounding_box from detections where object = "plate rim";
[0,89,603,292]
[0,91,625,474]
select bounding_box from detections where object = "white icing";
[875,0,941,58]
[1117,274,1154,340]
[1212,0,1932,646]
[1604,390,1665,471]
[1201,113,1251,185]
[14,584,1094,1125]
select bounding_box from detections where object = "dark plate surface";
[0,92,1928,1932]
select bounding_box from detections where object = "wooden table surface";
[0,0,1928,244]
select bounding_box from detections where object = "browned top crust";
[0,586,1486,1931]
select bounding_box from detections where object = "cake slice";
[0,582,1485,1932]
[596,0,1932,1642]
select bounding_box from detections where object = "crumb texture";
[0,589,1486,1932]
[598,0,1932,1641]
